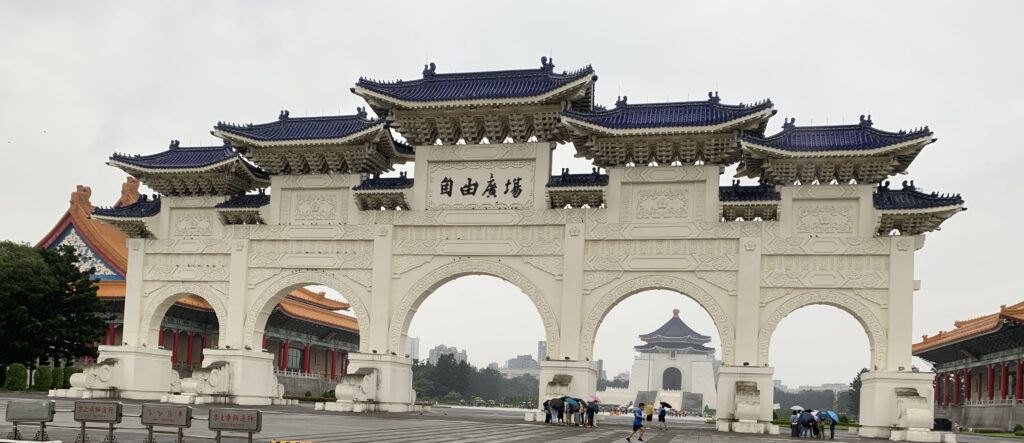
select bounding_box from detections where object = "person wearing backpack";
[657,404,668,431]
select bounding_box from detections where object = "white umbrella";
[790,405,804,411]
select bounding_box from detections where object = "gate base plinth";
[199,349,280,405]
[714,365,774,434]
[538,360,597,406]
[858,371,938,442]
[332,353,415,412]
[54,346,174,400]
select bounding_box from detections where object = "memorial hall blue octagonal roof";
[354,59,595,102]
[743,117,933,152]
[561,95,773,130]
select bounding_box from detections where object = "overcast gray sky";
[2,1,1022,388]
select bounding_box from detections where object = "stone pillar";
[538,360,597,410]
[1016,360,1023,403]
[369,225,393,354]
[223,239,249,349]
[1001,361,1009,400]
[964,369,971,404]
[342,353,416,412]
[988,364,995,401]
[886,237,916,371]
[119,238,145,345]
[172,329,180,364]
[186,332,194,368]
[858,371,935,440]
[734,236,761,366]
[559,220,585,361]
[200,349,278,405]
[953,370,960,406]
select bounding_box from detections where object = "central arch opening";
[405,274,547,407]
[592,289,723,415]
[154,294,221,378]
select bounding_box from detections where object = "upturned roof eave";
[108,157,270,184]
[351,74,595,110]
[560,108,774,137]
[213,121,387,148]
[740,133,933,158]
[876,203,964,214]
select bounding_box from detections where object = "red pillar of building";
[964,369,972,404]
[331,348,337,380]
[302,343,311,373]
[281,339,290,371]
[988,364,995,401]
[200,335,206,364]
[186,332,194,367]
[1001,361,1010,400]
[1016,359,1023,403]
[158,326,165,347]
[108,323,117,346]
[262,334,267,351]
[943,372,950,407]
[323,349,328,376]
[953,370,961,406]
[172,329,180,363]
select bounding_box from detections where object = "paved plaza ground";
[0,392,1014,442]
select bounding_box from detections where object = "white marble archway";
[139,282,229,349]
[579,274,737,365]
[387,258,560,358]
[244,271,371,352]
[757,289,886,370]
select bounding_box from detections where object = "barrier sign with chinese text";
[141,404,191,427]
[73,401,122,423]
[208,408,261,433]
[4,400,55,422]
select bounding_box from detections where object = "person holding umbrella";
[825,410,839,440]
[657,401,670,430]
[626,403,646,442]
[789,407,802,437]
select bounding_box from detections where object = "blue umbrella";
[827,410,839,422]
[564,397,579,408]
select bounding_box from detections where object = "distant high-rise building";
[406,336,420,361]
[487,362,500,370]
[538,341,547,361]
[506,354,540,370]
[427,344,467,365]
[596,359,606,381]
[613,372,630,383]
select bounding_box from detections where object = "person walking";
[643,402,654,430]
[657,404,668,430]
[790,409,800,437]
[626,404,646,442]
[586,401,597,428]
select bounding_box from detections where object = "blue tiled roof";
[634,342,715,353]
[354,58,595,102]
[719,182,780,202]
[546,168,609,187]
[561,93,773,129]
[640,314,711,343]
[874,181,964,210]
[743,116,933,152]
[109,141,269,179]
[353,172,414,191]
[215,109,387,143]
[215,190,270,209]
[93,195,161,218]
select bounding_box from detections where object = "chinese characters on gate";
[439,174,522,198]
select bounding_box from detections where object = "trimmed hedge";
[51,367,64,389]
[5,364,28,391]
[33,366,52,391]
[63,367,82,388]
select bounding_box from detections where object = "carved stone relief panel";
[144,254,230,281]
[619,166,708,183]
[793,200,857,235]
[620,183,700,223]
[423,144,536,161]
[763,237,889,255]
[284,190,345,225]
[521,256,564,279]
[584,239,738,271]
[248,240,373,269]
[171,210,215,238]
[761,255,889,288]
[393,225,563,255]
[427,160,536,210]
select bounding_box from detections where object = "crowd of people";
[542,396,600,428]
[789,408,838,440]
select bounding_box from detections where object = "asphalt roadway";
[0,392,1016,442]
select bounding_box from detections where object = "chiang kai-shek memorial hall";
[61,57,965,440]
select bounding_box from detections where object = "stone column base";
[328,353,415,413]
[53,346,175,401]
[537,360,597,406]
[199,349,278,405]
[714,365,774,433]
[859,370,938,442]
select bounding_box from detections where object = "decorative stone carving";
[247,268,281,288]
[580,274,736,365]
[147,239,232,254]
[248,241,373,269]
[522,256,564,278]
[245,271,370,352]
[635,187,690,220]
[293,192,340,221]
[853,289,890,308]
[584,240,738,271]
[619,166,707,182]
[343,269,373,289]
[763,237,889,255]
[144,254,230,281]
[171,211,214,238]
[393,226,563,256]
[790,184,860,198]
[761,256,888,288]
[391,255,434,277]
[423,144,536,161]
[757,289,886,369]
[389,260,559,357]
[794,204,855,234]
[427,161,536,210]
[695,271,738,295]
[583,271,624,294]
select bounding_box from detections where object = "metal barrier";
[3,400,262,443]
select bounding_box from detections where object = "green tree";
[442,390,462,404]
[37,244,108,362]
[0,241,58,365]
[468,367,503,401]
[51,367,63,389]
[845,368,869,418]
[33,366,52,391]
[5,364,28,391]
